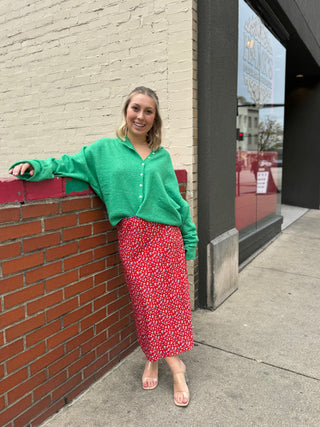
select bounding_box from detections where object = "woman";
[9,86,198,407]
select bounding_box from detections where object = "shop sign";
[256,171,269,194]
[243,16,273,107]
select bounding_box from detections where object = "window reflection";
[236,0,286,233]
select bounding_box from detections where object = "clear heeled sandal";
[142,360,158,390]
[173,370,190,407]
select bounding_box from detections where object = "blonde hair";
[116,86,162,151]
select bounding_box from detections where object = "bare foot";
[142,360,158,390]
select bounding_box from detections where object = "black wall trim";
[197,0,239,307]
[239,216,283,264]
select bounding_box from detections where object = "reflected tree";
[258,116,283,151]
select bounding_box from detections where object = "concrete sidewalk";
[43,210,320,427]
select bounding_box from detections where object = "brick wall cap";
[0,171,187,205]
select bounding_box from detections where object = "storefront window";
[236,0,286,233]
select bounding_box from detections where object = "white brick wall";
[1,0,198,305]
[1,0,193,167]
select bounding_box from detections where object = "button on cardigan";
[10,137,198,259]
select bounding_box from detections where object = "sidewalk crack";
[251,265,320,280]
[194,340,320,382]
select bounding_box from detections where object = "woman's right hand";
[9,163,34,177]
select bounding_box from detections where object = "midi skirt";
[117,217,194,361]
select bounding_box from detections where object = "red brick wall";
[0,172,187,427]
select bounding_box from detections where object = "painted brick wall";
[0,0,195,175]
[1,0,172,170]
[0,174,187,427]
[0,0,198,308]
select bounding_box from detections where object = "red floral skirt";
[117,217,194,361]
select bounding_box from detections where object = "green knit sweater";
[10,137,198,259]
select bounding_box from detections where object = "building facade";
[198,0,320,308]
[1,0,319,310]
[1,1,320,424]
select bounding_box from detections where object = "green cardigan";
[10,137,198,259]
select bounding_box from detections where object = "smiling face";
[125,93,156,142]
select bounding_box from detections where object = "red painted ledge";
[0,170,187,205]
